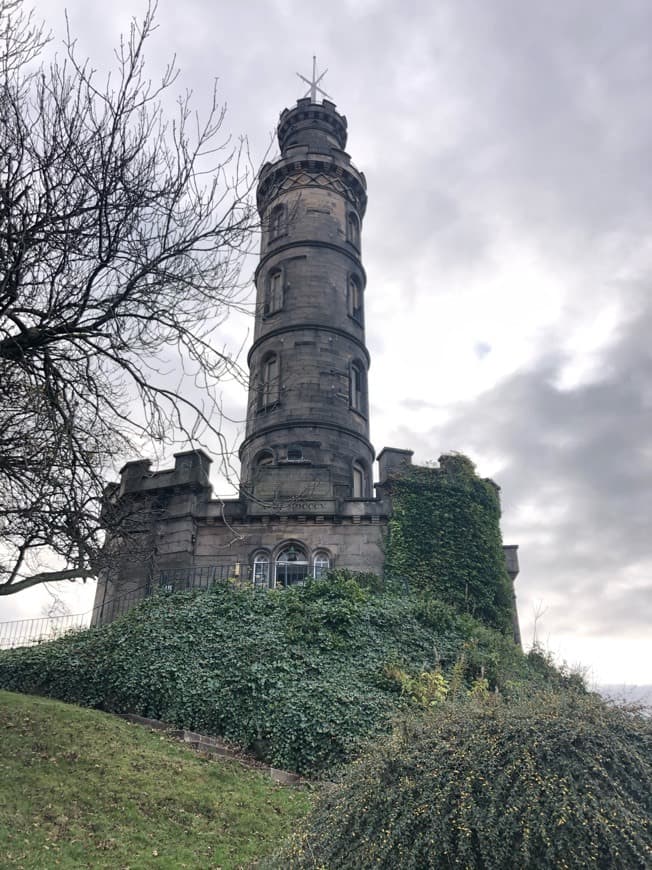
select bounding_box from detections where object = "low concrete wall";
[119,713,305,785]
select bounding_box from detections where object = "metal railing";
[0,563,241,651]
[0,612,92,650]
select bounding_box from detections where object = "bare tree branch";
[0,0,257,594]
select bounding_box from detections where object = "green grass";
[0,690,311,869]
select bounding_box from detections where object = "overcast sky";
[3,0,651,685]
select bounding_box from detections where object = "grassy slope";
[0,691,311,870]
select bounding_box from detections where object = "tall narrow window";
[313,552,330,579]
[350,362,364,413]
[346,211,360,248]
[252,552,270,588]
[348,275,363,323]
[261,353,279,409]
[269,204,286,240]
[352,461,367,498]
[265,270,283,315]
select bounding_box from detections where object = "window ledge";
[257,402,282,414]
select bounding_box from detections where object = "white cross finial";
[296,55,332,103]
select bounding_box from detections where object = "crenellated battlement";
[278,98,348,152]
[117,450,212,497]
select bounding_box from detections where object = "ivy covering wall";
[384,453,515,634]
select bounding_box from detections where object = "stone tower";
[94,93,391,608]
[240,97,374,511]
[93,88,520,629]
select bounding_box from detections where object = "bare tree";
[0,1,256,594]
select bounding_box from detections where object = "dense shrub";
[283,692,652,869]
[0,574,555,775]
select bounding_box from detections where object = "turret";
[239,96,374,512]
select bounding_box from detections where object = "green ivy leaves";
[0,575,569,777]
[384,455,514,634]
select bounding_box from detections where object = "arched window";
[352,461,368,498]
[265,269,284,315]
[346,211,360,248]
[348,275,363,324]
[252,552,270,588]
[275,544,308,587]
[260,353,280,409]
[313,551,330,579]
[350,361,365,413]
[255,449,274,467]
[269,203,286,240]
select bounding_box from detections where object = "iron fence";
[0,563,240,651]
[0,612,91,650]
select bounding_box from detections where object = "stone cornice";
[254,238,366,285]
[239,419,375,460]
[257,157,367,216]
[247,322,370,367]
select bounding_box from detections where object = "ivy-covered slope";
[0,576,567,776]
[384,454,515,633]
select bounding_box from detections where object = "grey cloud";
[397,282,652,637]
[362,0,652,284]
[400,398,441,411]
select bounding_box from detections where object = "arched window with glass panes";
[252,551,270,588]
[275,544,308,587]
[346,211,360,248]
[312,551,331,579]
[269,203,286,241]
[265,269,283,316]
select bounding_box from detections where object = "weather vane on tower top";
[296,56,332,103]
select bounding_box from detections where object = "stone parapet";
[377,447,414,484]
[117,450,212,497]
